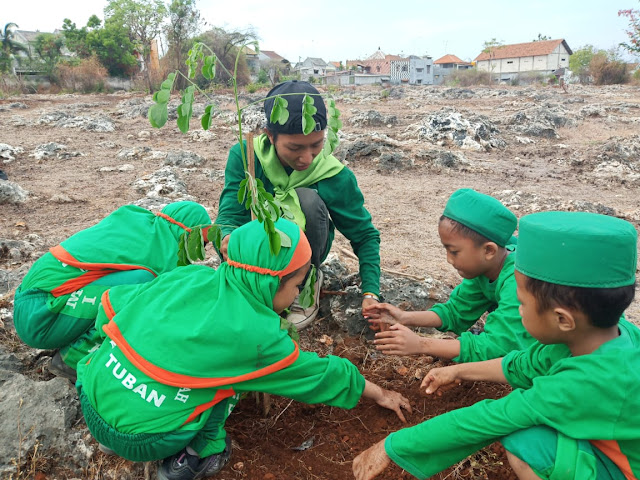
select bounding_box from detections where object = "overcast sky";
[4,0,638,63]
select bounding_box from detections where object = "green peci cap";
[516,211,638,288]
[442,188,517,247]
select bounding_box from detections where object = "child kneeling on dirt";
[353,210,639,480]
[13,201,211,381]
[365,188,534,363]
[76,218,411,480]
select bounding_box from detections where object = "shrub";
[514,71,546,86]
[589,53,629,85]
[246,82,268,93]
[631,68,640,85]
[57,56,108,93]
[444,69,491,87]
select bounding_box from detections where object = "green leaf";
[148,102,168,128]
[201,104,214,130]
[206,225,222,250]
[268,228,281,256]
[201,55,217,80]
[160,72,176,90]
[275,228,292,248]
[177,86,195,133]
[155,89,170,104]
[185,227,206,263]
[279,316,300,342]
[270,96,289,125]
[297,265,316,308]
[237,178,248,204]
[177,232,189,266]
[301,94,318,135]
[279,203,295,221]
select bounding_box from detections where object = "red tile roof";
[434,54,470,65]
[474,39,572,61]
[261,50,286,61]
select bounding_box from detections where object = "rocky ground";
[0,82,639,480]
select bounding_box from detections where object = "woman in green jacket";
[77,218,411,480]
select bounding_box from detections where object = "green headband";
[442,188,517,247]
[516,211,637,288]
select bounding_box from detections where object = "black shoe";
[157,437,232,480]
[48,351,77,383]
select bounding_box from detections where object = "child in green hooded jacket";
[354,211,639,480]
[77,218,411,480]
[365,188,534,363]
[13,201,211,377]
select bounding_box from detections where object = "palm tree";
[0,23,31,74]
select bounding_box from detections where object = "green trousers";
[502,426,625,480]
[14,270,154,368]
[79,388,240,461]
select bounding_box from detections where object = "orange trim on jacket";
[181,389,236,426]
[100,300,300,388]
[102,290,116,320]
[154,212,192,232]
[49,245,158,297]
[590,440,637,480]
[227,227,311,279]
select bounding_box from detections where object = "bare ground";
[1,82,639,479]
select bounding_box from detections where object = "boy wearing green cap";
[353,210,639,480]
[13,201,211,381]
[215,80,381,330]
[365,188,534,363]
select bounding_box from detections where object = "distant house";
[347,48,403,75]
[243,46,260,75]
[432,54,472,85]
[11,29,73,75]
[258,50,290,68]
[294,57,336,80]
[390,56,433,85]
[474,39,572,81]
[257,50,291,83]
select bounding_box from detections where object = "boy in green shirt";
[13,201,211,380]
[215,80,381,330]
[353,210,639,480]
[76,218,411,480]
[365,188,534,363]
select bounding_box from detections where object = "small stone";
[395,365,409,376]
[138,130,151,139]
[233,461,244,471]
[342,435,350,442]
[424,356,435,364]
[414,368,423,380]
[264,474,276,480]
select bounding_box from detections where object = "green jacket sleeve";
[215,143,252,238]
[235,350,366,409]
[430,278,493,335]
[455,269,533,362]
[316,169,381,295]
[501,342,571,389]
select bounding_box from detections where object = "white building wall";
[477,46,571,76]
